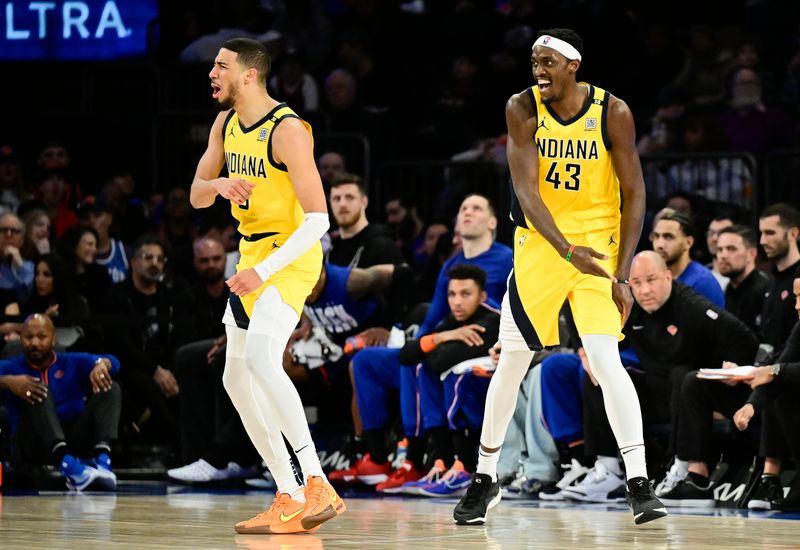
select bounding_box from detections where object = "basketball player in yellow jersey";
[454,28,667,526]
[189,38,345,535]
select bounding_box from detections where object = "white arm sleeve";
[253,212,330,282]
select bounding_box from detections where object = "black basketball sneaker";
[626,476,669,525]
[453,473,501,525]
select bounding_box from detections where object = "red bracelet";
[565,244,576,263]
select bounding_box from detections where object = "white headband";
[533,35,582,61]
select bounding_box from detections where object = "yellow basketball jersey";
[510,84,620,235]
[222,103,310,239]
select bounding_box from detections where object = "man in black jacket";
[102,235,196,448]
[397,264,500,494]
[569,251,758,504]
[344,264,498,494]
[717,225,770,333]
[733,269,800,511]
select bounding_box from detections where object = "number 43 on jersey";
[545,162,581,191]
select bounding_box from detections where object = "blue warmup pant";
[443,372,492,431]
[418,364,447,431]
[352,347,423,437]
[540,352,585,444]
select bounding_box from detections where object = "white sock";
[223,326,300,495]
[289,485,306,503]
[675,458,689,476]
[476,448,501,482]
[597,455,623,476]
[246,286,326,481]
[581,334,648,480]
[618,445,646,480]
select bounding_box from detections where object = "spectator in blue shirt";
[650,210,725,307]
[0,314,121,491]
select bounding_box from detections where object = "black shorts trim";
[242,231,279,242]
[228,294,250,330]
[508,271,543,351]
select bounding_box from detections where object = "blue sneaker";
[420,461,472,497]
[91,453,118,490]
[61,454,99,491]
[399,459,447,496]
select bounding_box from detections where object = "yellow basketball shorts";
[507,226,622,349]
[223,237,322,330]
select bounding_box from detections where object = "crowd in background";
[0,0,798,510]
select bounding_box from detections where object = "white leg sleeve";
[244,285,325,481]
[223,324,299,494]
[581,333,647,479]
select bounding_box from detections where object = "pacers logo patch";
[257,128,268,142]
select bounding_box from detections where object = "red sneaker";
[376,460,423,493]
[328,453,392,485]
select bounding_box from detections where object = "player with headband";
[453,27,668,526]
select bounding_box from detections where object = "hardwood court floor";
[1,488,799,550]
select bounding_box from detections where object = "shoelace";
[655,462,684,493]
[422,465,444,483]
[586,462,609,484]
[255,494,287,520]
[557,460,587,488]
[306,480,327,501]
[629,479,653,498]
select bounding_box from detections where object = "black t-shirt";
[725,269,771,334]
[760,259,800,354]
[327,223,404,268]
[192,281,228,340]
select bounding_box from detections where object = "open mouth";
[538,79,552,92]
[211,83,221,99]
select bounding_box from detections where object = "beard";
[719,265,744,280]
[661,248,683,267]
[335,209,362,230]
[768,239,789,261]
[201,268,224,284]
[215,84,238,110]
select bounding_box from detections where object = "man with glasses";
[0,212,33,301]
[101,235,197,451]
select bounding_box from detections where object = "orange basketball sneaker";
[235,492,318,535]
[300,476,347,530]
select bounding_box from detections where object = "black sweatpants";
[15,382,121,464]
[676,371,751,463]
[583,366,691,458]
[760,381,800,462]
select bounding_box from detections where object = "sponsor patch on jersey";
[706,309,719,320]
[666,324,678,336]
[258,128,268,142]
[585,117,597,130]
